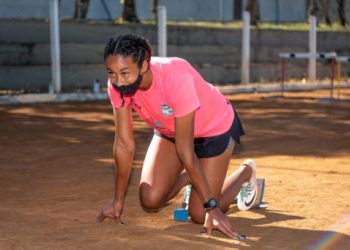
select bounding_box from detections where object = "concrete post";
[241,11,250,84]
[157,6,167,57]
[49,0,61,93]
[309,15,317,81]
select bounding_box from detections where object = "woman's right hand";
[95,199,125,224]
[203,208,246,240]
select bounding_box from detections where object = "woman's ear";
[141,60,148,74]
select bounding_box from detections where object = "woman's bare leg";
[220,163,252,213]
[188,145,253,224]
[139,135,184,211]
[139,135,253,219]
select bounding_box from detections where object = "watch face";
[204,198,218,209]
[209,199,217,207]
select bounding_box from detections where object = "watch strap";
[203,198,218,211]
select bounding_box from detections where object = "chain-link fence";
[0,0,349,96]
[0,0,312,22]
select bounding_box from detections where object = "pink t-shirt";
[108,57,234,138]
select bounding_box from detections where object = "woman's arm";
[95,105,135,223]
[175,111,241,239]
[174,111,212,203]
[113,105,135,205]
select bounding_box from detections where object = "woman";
[96,34,258,240]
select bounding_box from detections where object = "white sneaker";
[237,159,257,211]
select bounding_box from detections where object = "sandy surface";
[0,89,350,250]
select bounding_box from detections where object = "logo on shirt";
[161,104,174,117]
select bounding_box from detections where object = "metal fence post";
[157,5,167,57]
[241,11,250,84]
[309,15,317,81]
[49,0,61,93]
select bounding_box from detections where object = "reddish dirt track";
[1,89,350,249]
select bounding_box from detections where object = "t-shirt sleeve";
[107,81,131,109]
[166,62,200,117]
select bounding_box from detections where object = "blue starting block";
[174,208,190,222]
[174,185,191,222]
[255,178,268,209]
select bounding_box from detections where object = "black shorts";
[154,110,245,158]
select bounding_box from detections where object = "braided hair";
[104,34,152,68]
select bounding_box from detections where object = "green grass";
[258,22,350,32]
[140,19,350,32]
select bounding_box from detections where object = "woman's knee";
[189,207,205,224]
[139,183,164,212]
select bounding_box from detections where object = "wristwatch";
[203,198,218,212]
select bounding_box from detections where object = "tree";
[246,0,260,26]
[73,0,90,19]
[121,0,140,23]
[152,0,158,23]
[308,0,348,26]
[337,0,348,26]
[233,0,242,20]
[308,0,331,25]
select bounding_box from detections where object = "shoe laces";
[240,184,253,198]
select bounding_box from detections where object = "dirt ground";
[1,89,350,250]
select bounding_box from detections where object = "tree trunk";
[320,0,331,25]
[308,0,319,17]
[152,0,158,23]
[246,0,260,26]
[337,0,348,26]
[122,0,140,23]
[234,0,242,20]
[73,0,90,19]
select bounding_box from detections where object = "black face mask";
[112,72,143,97]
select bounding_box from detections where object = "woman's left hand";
[203,208,246,240]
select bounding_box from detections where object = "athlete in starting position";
[96,34,258,239]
